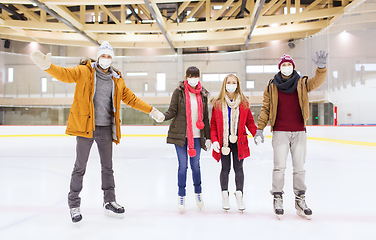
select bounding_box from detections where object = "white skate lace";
[110,202,123,209]
[297,196,308,209]
[196,194,202,202]
[274,197,283,209]
[70,207,81,217]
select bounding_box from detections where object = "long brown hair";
[211,74,249,109]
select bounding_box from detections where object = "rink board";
[0,125,375,147]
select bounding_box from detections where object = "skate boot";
[70,207,82,223]
[234,190,246,212]
[222,191,230,211]
[195,193,204,210]
[103,202,125,218]
[177,196,185,213]
[273,193,284,219]
[295,193,312,220]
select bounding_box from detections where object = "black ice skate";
[295,193,312,220]
[103,202,125,218]
[70,207,83,223]
[273,193,284,219]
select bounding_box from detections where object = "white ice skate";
[195,193,204,210]
[70,207,82,223]
[273,193,284,220]
[103,202,125,218]
[295,194,312,220]
[234,191,246,212]
[222,191,230,211]
[177,196,185,213]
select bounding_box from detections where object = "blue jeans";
[175,138,202,197]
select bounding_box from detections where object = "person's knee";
[101,167,114,174]
[191,163,200,171]
[234,166,244,174]
[178,165,188,172]
[273,167,286,173]
[221,166,231,174]
[73,167,86,176]
[293,169,305,175]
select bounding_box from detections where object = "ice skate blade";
[72,219,82,226]
[71,221,82,228]
[276,214,283,220]
[178,206,185,213]
[239,209,245,213]
[71,216,83,224]
[296,210,312,220]
[104,209,125,219]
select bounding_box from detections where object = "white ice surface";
[0,130,375,240]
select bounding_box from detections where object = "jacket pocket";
[240,134,248,146]
[67,109,90,133]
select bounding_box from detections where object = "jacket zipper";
[300,80,305,128]
[111,78,117,141]
[270,84,273,128]
[92,69,96,133]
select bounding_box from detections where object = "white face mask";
[280,66,293,76]
[187,78,199,87]
[98,58,112,69]
[226,84,237,93]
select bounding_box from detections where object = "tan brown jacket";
[45,60,153,144]
[257,67,327,131]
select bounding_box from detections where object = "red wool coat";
[210,101,258,162]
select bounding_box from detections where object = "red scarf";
[184,81,204,157]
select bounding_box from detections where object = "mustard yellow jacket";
[46,61,153,144]
[257,67,327,131]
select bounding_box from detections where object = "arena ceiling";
[0,0,360,51]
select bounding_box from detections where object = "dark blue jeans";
[175,138,202,197]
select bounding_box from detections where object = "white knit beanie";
[97,41,115,59]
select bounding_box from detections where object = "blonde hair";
[211,74,249,109]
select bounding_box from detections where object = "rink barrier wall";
[0,125,375,147]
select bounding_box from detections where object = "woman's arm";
[164,88,179,121]
[245,106,257,136]
[210,107,219,142]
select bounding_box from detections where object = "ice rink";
[0,126,375,240]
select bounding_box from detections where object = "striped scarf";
[184,81,204,157]
[221,95,240,155]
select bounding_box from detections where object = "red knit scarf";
[184,80,204,157]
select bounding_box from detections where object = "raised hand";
[30,50,51,70]
[311,50,328,69]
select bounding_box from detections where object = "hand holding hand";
[212,141,220,153]
[205,139,211,151]
[254,129,264,145]
[149,107,165,123]
[311,50,328,69]
[30,50,51,70]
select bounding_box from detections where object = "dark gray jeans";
[68,126,116,208]
[220,142,244,192]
